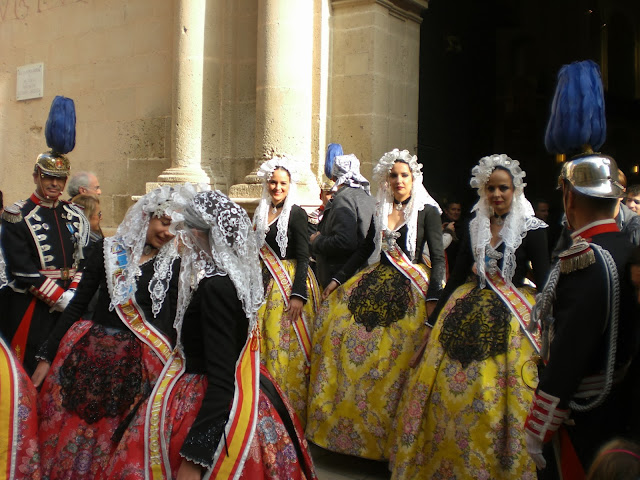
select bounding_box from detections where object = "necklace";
[493,212,509,226]
[270,200,285,215]
[393,196,411,211]
[143,244,157,256]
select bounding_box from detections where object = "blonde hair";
[72,193,102,235]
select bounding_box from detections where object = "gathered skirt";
[103,365,317,479]
[259,260,319,427]
[0,336,41,479]
[389,282,539,479]
[306,262,430,460]
[38,320,164,480]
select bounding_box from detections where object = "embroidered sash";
[146,352,186,480]
[0,338,19,480]
[259,243,312,365]
[145,332,261,479]
[207,332,260,480]
[307,269,321,313]
[384,245,429,299]
[108,240,173,364]
[485,270,541,353]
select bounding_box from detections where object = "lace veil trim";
[252,156,300,257]
[170,187,264,351]
[369,148,442,264]
[468,154,547,287]
[332,154,371,195]
[104,185,179,317]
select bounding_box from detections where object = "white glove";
[525,430,546,470]
[51,289,75,313]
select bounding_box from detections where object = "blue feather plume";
[544,60,606,154]
[325,143,343,178]
[45,96,76,154]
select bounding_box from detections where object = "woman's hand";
[409,326,432,368]
[31,360,51,388]
[287,297,304,322]
[177,459,204,480]
[322,280,339,301]
[310,232,320,243]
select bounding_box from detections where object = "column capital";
[331,0,428,23]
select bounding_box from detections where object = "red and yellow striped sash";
[145,334,260,480]
[307,269,321,313]
[208,332,260,479]
[0,338,19,480]
[384,245,430,299]
[485,271,540,353]
[116,299,173,364]
[108,240,173,364]
[259,244,312,365]
[146,352,186,480]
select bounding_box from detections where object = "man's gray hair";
[67,171,95,197]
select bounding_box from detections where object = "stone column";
[229,0,319,213]
[147,0,210,192]
[329,0,427,181]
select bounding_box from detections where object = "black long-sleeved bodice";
[39,239,179,362]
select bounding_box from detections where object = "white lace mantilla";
[370,148,442,264]
[468,154,547,287]
[252,157,300,257]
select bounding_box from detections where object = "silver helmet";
[559,153,625,199]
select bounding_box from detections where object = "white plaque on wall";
[17,63,44,101]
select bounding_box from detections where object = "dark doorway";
[418,0,640,226]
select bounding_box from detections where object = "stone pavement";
[310,444,391,480]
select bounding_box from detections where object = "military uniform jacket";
[0,192,88,373]
[536,220,639,465]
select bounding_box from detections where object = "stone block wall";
[0,0,174,227]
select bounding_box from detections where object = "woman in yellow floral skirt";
[253,156,320,427]
[390,154,550,479]
[306,148,446,460]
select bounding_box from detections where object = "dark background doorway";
[418,0,640,226]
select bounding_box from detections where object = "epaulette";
[2,201,26,223]
[558,238,596,274]
[307,209,321,225]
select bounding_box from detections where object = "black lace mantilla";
[59,323,144,424]
[439,287,511,368]
[348,266,414,331]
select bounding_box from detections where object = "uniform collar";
[31,192,60,209]
[571,219,619,242]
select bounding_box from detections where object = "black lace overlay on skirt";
[439,287,511,368]
[59,323,144,424]
[348,265,414,332]
[261,263,272,297]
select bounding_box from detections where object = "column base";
[156,166,211,185]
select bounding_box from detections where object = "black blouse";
[39,239,179,362]
[179,274,248,468]
[429,224,550,324]
[263,204,310,300]
[334,205,446,301]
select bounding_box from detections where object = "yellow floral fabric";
[390,282,539,480]
[258,259,319,428]
[306,262,430,460]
